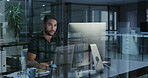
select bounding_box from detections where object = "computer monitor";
[68,22,106,72]
[69,22,106,58]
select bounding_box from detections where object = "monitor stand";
[75,44,104,78]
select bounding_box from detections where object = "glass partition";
[71,5,89,22]
[0,1,148,78]
[0,0,28,77]
[66,3,148,78]
[32,1,52,34]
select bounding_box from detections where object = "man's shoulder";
[52,34,62,46]
[52,34,61,41]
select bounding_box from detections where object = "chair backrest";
[20,48,28,70]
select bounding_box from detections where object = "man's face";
[44,19,57,36]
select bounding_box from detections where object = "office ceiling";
[64,0,147,5]
[35,0,147,5]
[0,0,147,5]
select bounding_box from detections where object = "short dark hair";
[43,14,58,24]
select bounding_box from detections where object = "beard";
[44,27,54,36]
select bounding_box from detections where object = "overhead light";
[7,0,10,1]
[43,5,45,6]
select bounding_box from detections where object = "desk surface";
[52,59,148,78]
[3,69,50,78]
[2,59,148,78]
[109,59,148,77]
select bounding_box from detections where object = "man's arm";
[27,52,49,69]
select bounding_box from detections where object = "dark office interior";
[0,0,148,78]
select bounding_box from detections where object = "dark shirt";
[27,33,62,63]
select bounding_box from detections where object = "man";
[27,14,62,69]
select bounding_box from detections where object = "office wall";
[119,1,148,29]
[119,3,138,28]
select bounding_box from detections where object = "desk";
[3,68,50,78]
[2,59,148,78]
[0,41,28,73]
[51,59,148,78]
[0,41,28,50]
[109,59,148,78]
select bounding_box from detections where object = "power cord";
[48,64,57,77]
[95,56,120,78]
[103,63,121,78]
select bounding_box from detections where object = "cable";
[103,63,121,78]
[0,51,2,78]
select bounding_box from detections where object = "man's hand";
[40,63,49,67]
[27,52,54,70]
[40,61,53,70]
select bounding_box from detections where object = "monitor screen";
[68,22,106,69]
